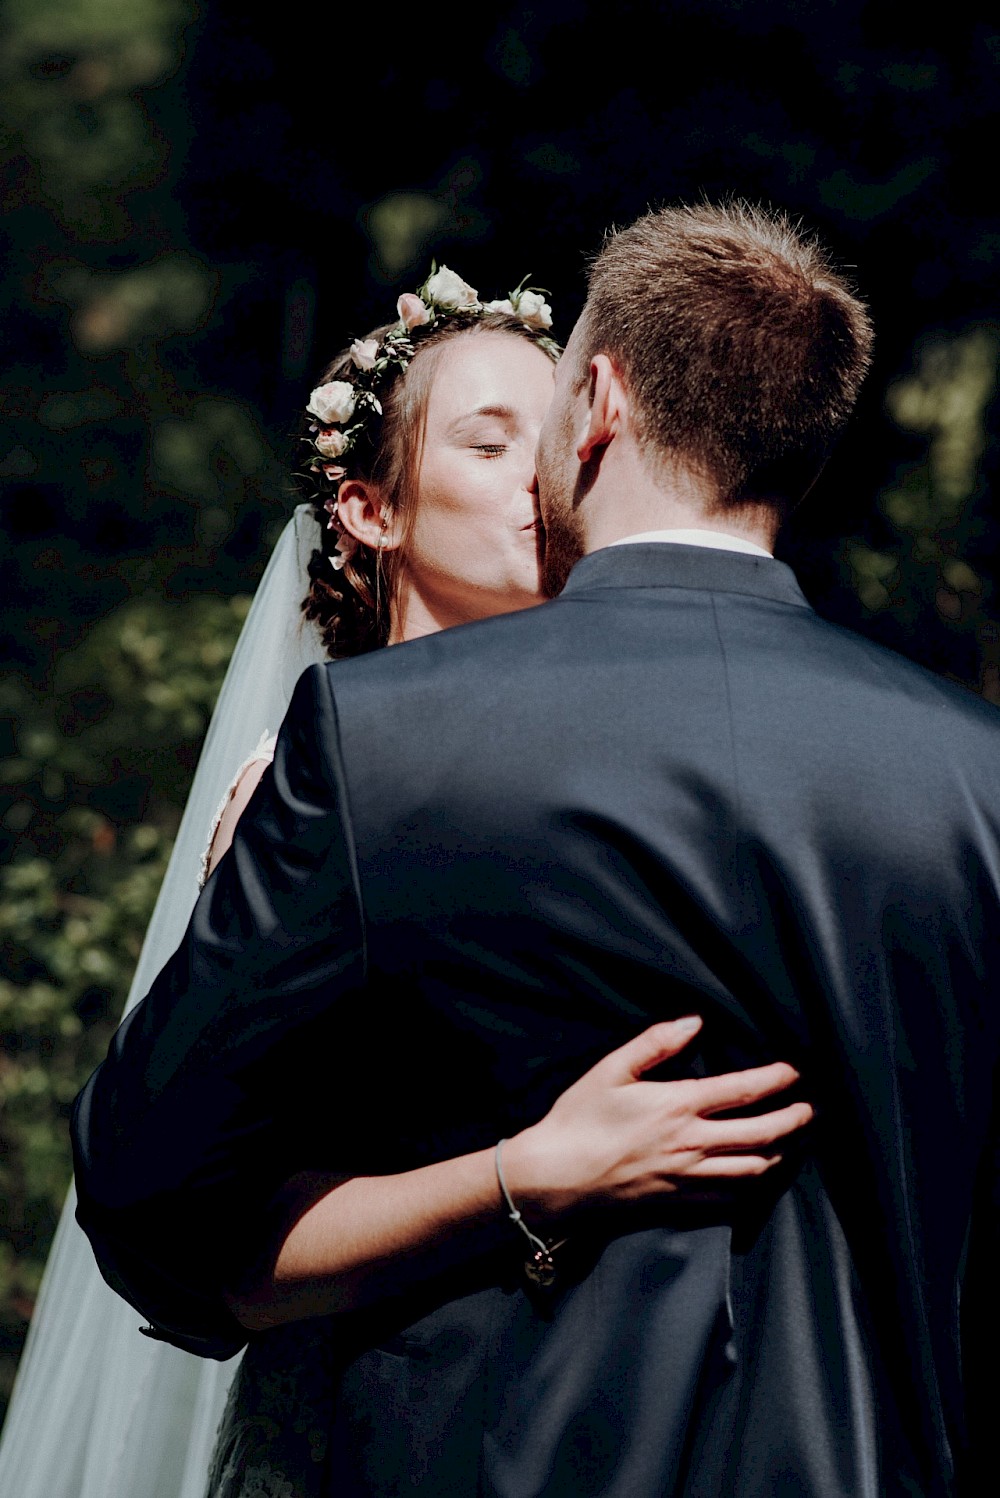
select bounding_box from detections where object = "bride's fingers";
[604,1017,704,1083]
[689,1061,803,1115]
[696,1100,815,1152]
[684,1153,785,1179]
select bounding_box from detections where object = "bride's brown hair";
[298,310,559,659]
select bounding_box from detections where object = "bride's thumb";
[613,1017,703,1080]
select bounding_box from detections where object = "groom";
[73,204,1000,1494]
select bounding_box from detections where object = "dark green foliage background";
[1,0,997,1425]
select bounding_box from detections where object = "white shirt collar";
[609,528,773,559]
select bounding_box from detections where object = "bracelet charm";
[495,1138,566,1288]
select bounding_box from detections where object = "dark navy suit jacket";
[72,545,1000,1496]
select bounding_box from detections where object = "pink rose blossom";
[397,293,431,330]
[315,428,348,458]
[331,531,359,570]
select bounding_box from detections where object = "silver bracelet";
[495,1138,566,1288]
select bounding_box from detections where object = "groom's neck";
[579,449,781,557]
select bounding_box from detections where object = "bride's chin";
[493,575,546,613]
[519,580,547,608]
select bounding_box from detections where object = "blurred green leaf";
[0,589,248,1407]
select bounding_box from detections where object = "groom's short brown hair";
[577,201,873,510]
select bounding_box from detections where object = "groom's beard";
[538,421,590,597]
[541,499,585,597]
[540,452,602,597]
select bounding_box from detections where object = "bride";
[0,268,811,1498]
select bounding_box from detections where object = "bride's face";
[392,330,555,641]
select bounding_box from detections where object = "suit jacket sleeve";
[70,664,366,1358]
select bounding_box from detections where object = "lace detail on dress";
[198,731,278,889]
[205,1320,337,1498]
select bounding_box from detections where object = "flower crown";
[304,265,557,570]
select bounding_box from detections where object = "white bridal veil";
[0,507,329,1498]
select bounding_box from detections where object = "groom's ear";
[576,354,626,465]
[336,479,403,551]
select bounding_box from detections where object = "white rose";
[397,292,431,330]
[425,265,479,310]
[307,380,356,424]
[350,338,379,370]
[315,427,348,458]
[513,289,552,330]
[482,298,516,315]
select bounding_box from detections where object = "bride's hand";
[500,1017,813,1219]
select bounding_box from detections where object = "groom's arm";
[71,663,366,1358]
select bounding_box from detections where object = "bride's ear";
[335,479,403,552]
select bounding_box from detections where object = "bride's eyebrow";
[446,403,519,435]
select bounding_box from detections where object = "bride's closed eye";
[473,444,507,457]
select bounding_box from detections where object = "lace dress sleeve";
[198,730,278,889]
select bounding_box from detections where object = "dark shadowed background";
[1,0,997,1421]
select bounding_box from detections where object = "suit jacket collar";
[559,542,812,611]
